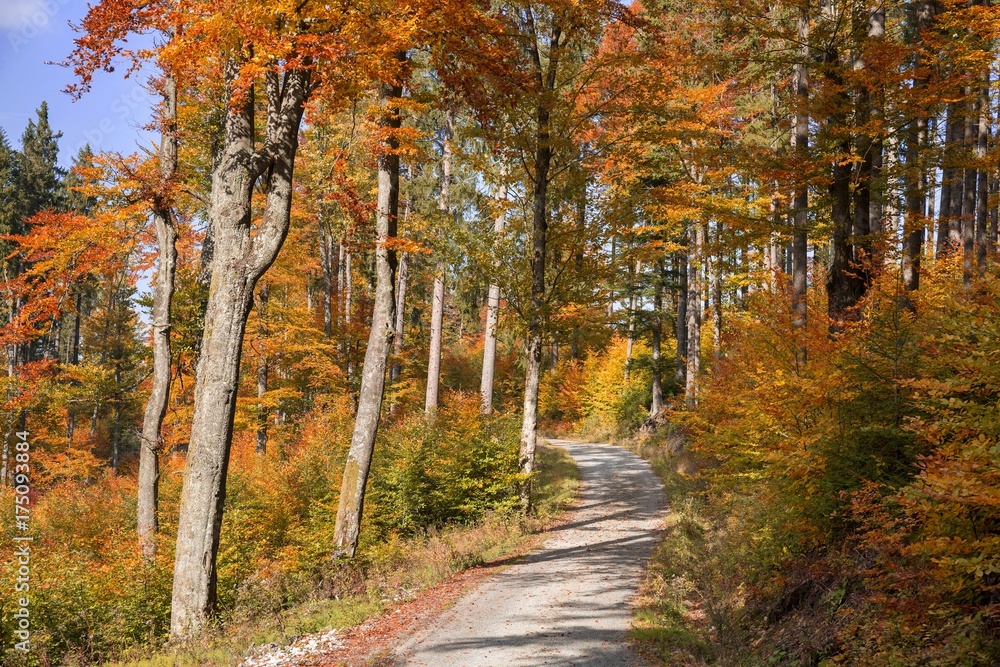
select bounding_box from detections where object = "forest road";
[392,440,666,667]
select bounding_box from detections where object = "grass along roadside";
[625,426,722,667]
[109,444,581,667]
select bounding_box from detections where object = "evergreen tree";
[18,102,65,221]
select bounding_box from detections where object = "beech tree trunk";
[675,245,687,388]
[426,112,452,413]
[332,68,403,558]
[947,104,965,249]
[481,198,506,414]
[710,247,722,356]
[685,223,703,405]
[650,260,663,417]
[624,258,640,380]
[138,71,178,562]
[425,271,445,411]
[390,249,408,385]
[170,63,310,638]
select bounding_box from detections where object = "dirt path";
[392,440,666,667]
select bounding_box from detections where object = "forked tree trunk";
[138,71,178,562]
[332,68,403,558]
[170,63,310,638]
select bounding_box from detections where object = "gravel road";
[393,440,667,667]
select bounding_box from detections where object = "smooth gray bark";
[332,69,403,558]
[170,62,310,638]
[390,249,409,385]
[481,196,505,414]
[649,260,663,417]
[138,71,178,562]
[685,224,703,405]
[674,246,687,388]
[624,259,640,380]
[426,112,452,414]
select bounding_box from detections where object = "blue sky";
[0,0,155,166]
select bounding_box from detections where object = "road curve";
[393,440,666,667]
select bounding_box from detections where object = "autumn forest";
[2,0,1000,664]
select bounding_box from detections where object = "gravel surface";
[393,440,667,667]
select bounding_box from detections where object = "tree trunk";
[947,103,965,249]
[976,73,989,276]
[625,260,642,380]
[138,70,178,562]
[826,33,860,326]
[332,66,403,559]
[650,260,663,417]
[963,88,978,285]
[320,216,337,338]
[792,1,809,363]
[390,250,409,385]
[344,248,354,392]
[255,283,269,455]
[170,63,309,638]
[481,191,506,414]
[675,245,688,388]
[685,223,703,405]
[519,17,561,514]
[990,172,998,258]
[426,112,452,414]
[902,2,932,296]
[624,259,640,380]
[425,270,445,412]
[520,115,549,512]
[710,246,722,357]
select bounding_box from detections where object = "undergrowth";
[102,443,579,667]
